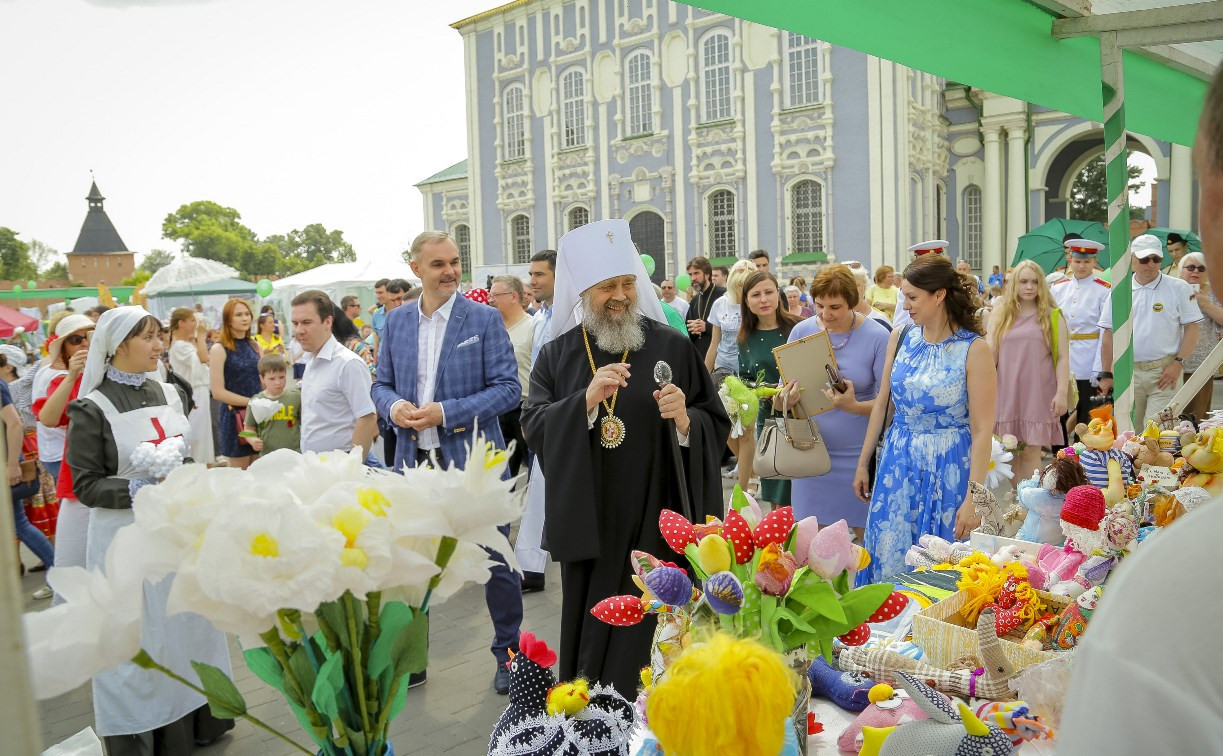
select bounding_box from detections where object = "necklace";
[830,313,860,350]
[582,326,631,449]
[695,283,716,322]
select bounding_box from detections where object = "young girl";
[986,259,1070,484]
[253,310,285,356]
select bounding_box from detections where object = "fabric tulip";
[697,534,732,575]
[704,571,744,615]
[807,519,856,580]
[793,516,819,567]
[754,543,797,597]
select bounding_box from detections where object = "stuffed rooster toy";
[488,632,637,756]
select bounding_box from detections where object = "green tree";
[28,239,60,274]
[138,248,176,275]
[266,223,356,275]
[44,260,69,280]
[1069,151,1147,223]
[122,270,152,286]
[0,227,38,281]
[162,201,259,269]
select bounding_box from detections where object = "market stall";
[268,258,420,313]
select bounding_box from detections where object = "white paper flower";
[1000,434,1020,451]
[986,436,1015,489]
[247,396,282,424]
[131,464,248,578]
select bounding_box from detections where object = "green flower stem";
[374,673,404,746]
[259,629,333,745]
[134,651,312,755]
[420,536,458,613]
[344,592,373,736]
[363,591,383,729]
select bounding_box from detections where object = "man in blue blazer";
[372,230,523,694]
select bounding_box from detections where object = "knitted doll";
[1074,405,1133,488]
[1030,485,1106,597]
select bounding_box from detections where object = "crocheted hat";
[1061,485,1106,531]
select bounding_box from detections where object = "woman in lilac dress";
[779,266,889,537]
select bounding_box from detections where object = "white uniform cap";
[907,240,949,255]
[1130,234,1164,259]
[551,219,667,338]
[1065,238,1105,256]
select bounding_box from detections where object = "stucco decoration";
[951,135,982,157]
[661,31,688,89]
[532,68,553,117]
[593,50,618,104]
[741,21,775,70]
[615,134,669,164]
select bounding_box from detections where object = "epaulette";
[1094,278,1111,288]
[1051,278,1070,285]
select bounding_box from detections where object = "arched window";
[503,84,525,160]
[707,189,736,257]
[568,206,590,231]
[626,49,654,136]
[791,180,824,253]
[561,68,587,148]
[453,223,472,273]
[786,33,822,107]
[511,214,532,264]
[963,185,983,270]
[700,30,733,123]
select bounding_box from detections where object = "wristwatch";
[1097,371,1113,380]
[1174,356,1185,363]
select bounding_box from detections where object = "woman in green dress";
[738,271,803,506]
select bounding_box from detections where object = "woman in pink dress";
[986,259,1070,486]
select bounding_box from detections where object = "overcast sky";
[0,0,491,266]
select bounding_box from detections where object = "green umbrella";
[1012,218,1110,274]
[1143,227,1201,268]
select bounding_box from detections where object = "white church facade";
[417,0,1196,284]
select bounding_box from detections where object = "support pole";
[1101,32,1136,433]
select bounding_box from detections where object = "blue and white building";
[417,0,1195,283]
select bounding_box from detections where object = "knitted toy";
[1050,585,1103,650]
[1015,451,1088,544]
[1154,486,1212,527]
[1058,485,1107,555]
[808,656,874,712]
[130,437,187,479]
[718,375,780,439]
[870,672,1013,756]
[1179,427,1223,496]
[1074,404,1134,488]
[838,683,933,754]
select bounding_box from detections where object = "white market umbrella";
[142,257,241,296]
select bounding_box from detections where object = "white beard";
[581,297,646,354]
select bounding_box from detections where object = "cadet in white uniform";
[1050,238,1111,429]
[893,240,950,328]
[1100,234,1203,426]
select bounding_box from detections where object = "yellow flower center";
[357,488,390,517]
[333,504,371,548]
[341,547,369,569]
[483,443,508,471]
[251,532,279,558]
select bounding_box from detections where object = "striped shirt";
[1078,448,1132,489]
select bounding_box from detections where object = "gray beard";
[580,297,646,354]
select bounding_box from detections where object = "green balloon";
[675,273,692,291]
[26,280,36,289]
[12,285,21,294]
[256,279,274,297]
[640,254,656,277]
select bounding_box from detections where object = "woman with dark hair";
[67,307,233,754]
[737,270,801,506]
[853,254,997,584]
[209,298,261,469]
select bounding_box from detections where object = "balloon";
[12,285,21,294]
[256,279,274,297]
[640,254,656,277]
[26,280,36,289]
[675,273,692,291]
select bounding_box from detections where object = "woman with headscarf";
[66,306,233,755]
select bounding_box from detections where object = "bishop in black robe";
[521,316,729,696]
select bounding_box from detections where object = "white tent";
[269,259,420,312]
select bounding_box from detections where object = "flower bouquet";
[718,374,780,438]
[24,441,521,756]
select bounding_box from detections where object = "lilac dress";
[787,314,890,528]
[995,312,1061,446]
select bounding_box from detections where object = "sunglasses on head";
[1184,264,1206,272]
[1136,256,1161,265]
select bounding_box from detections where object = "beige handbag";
[753,397,832,480]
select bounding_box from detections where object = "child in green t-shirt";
[242,354,301,455]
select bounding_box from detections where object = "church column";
[1005,122,1028,269]
[982,125,1003,271]
[1168,142,1193,230]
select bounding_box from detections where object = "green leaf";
[286,645,318,709]
[731,484,749,512]
[817,636,836,665]
[386,675,411,723]
[191,661,247,719]
[832,569,850,596]
[683,543,710,581]
[391,610,430,679]
[772,606,817,634]
[368,602,414,683]
[739,581,762,636]
[316,600,351,654]
[242,646,286,695]
[839,583,895,629]
[311,649,346,722]
[785,580,846,625]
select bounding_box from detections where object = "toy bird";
[546,680,590,717]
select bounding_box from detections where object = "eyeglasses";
[489,292,516,299]
[1184,264,1206,272]
[1135,256,1162,265]
[64,333,89,347]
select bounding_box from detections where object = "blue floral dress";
[858,327,978,585]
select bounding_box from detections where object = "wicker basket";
[912,589,1073,671]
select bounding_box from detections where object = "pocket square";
[457,335,480,348]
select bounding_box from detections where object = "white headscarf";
[551,218,668,338]
[79,306,157,396]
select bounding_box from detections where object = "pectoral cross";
[606,230,614,243]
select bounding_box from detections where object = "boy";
[242,354,302,455]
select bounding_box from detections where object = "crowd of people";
[9,216,1213,752]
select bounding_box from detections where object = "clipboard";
[772,330,839,418]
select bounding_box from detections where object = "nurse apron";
[83,382,232,737]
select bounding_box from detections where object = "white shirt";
[32,364,67,463]
[168,339,209,389]
[1058,501,1223,754]
[505,314,534,400]
[1098,273,1203,363]
[664,296,689,319]
[1051,273,1111,379]
[299,335,376,453]
[415,292,457,449]
[531,302,554,367]
[892,289,912,328]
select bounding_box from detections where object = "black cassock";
[522,317,729,695]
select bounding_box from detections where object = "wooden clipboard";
[772,330,839,418]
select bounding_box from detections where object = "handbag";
[1050,309,1080,412]
[753,396,832,480]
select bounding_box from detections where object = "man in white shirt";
[660,279,689,318]
[519,249,556,593]
[490,275,534,478]
[1099,234,1202,426]
[1050,238,1111,430]
[291,290,378,455]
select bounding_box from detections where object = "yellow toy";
[647,633,797,756]
[1101,457,1126,508]
[546,679,590,717]
[1180,428,1223,497]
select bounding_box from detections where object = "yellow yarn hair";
[647,633,797,756]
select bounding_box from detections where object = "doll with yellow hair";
[645,633,799,756]
[1073,404,1133,488]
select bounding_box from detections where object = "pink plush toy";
[838,683,932,753]
[1028,543,1087,592]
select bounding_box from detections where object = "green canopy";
[1012,218,1110,274]
[149,278,257,297]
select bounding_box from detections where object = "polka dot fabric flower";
[722,509,755,565]
[658,509,697,554]
[866,591,910,624]
[752,506,795,549]
[591,595,645,626]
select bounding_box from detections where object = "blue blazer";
[372,294,520,470]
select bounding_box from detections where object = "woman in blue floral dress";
[853,254,997,585]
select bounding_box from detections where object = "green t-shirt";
[243,389,302,455]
